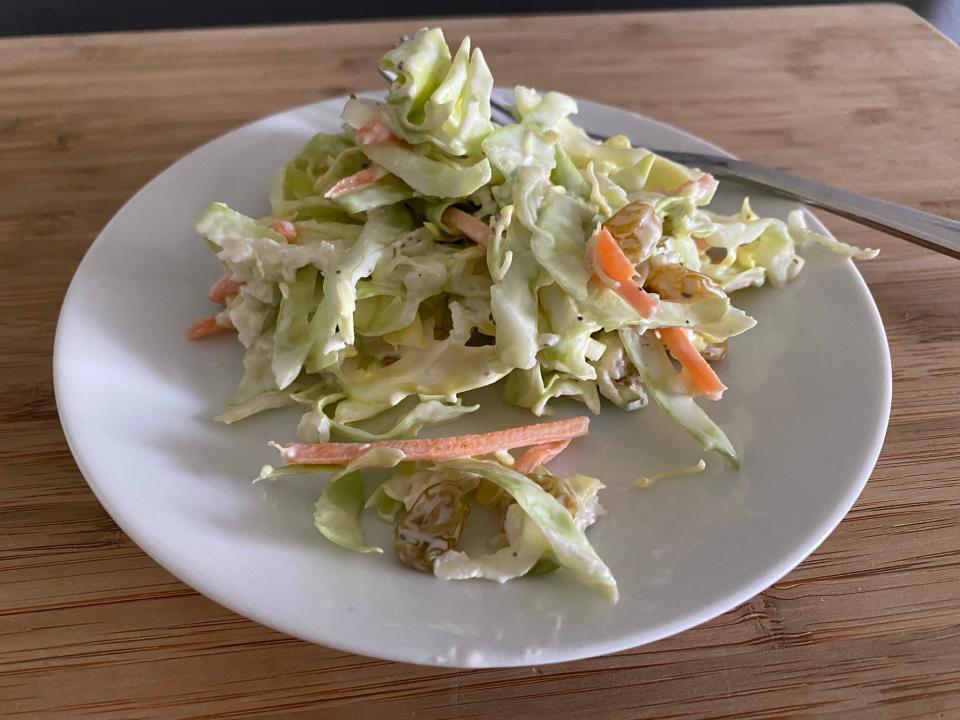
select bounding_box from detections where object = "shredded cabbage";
[313,472,383,554]
[438,458,616,600]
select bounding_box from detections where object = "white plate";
[54,93,890,668]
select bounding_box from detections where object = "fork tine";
[488,94,516,126]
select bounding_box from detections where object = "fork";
[377,68,960,259]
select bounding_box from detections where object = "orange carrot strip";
[659,326,726,401]
[668,173,718,198]
[187,316,232,341]
[274,416,590,466]
[514,439,571,475]
[595,227,635,281]
[269,219,298,243]
[615,281,659,319]
[355,119,404,146]
[208,272,243,304]
[591,228,658,318]
[324,165,386,199]
[442,207,492,246]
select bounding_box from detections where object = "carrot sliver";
[188,316,232,341]
[442,207,492,246]
[659,326,726,401]
[355,119,403,146]
[668,173,718,198]
[269,219,298,243]
[615,281,659,319]
[324,166,386,199]
[274,416,590,466]
[595,228,634,281]
[208,273,243,304]
[514,439,571,475]
[591,228,658,318]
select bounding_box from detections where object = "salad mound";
[189,28,876,599]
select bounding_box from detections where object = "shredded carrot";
[592,228,658,318]
[273,416,590,465]
[442,207,492,246]
[324,166,386,199]
[187,316,232,341]
[269,219,298,243]
[514,439,571,475]
[595,227,635,281]
[659,326,726,401]
[208,272,243,304]
[355,119,404,146]
[668,173,718,198]
[615,279,660,319]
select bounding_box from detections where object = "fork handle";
[664,153,960,259]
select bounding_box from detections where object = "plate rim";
[53,92,892,667]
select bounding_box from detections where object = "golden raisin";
[394,481,470,572]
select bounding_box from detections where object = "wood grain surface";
[2,4,959,718]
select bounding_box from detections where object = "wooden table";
[3,4,959,717]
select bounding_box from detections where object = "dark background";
[2,0,958,41]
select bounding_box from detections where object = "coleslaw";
[189,28,876,600]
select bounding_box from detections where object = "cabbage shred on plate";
[189,28,876,600]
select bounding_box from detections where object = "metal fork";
[377,68,959,258]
